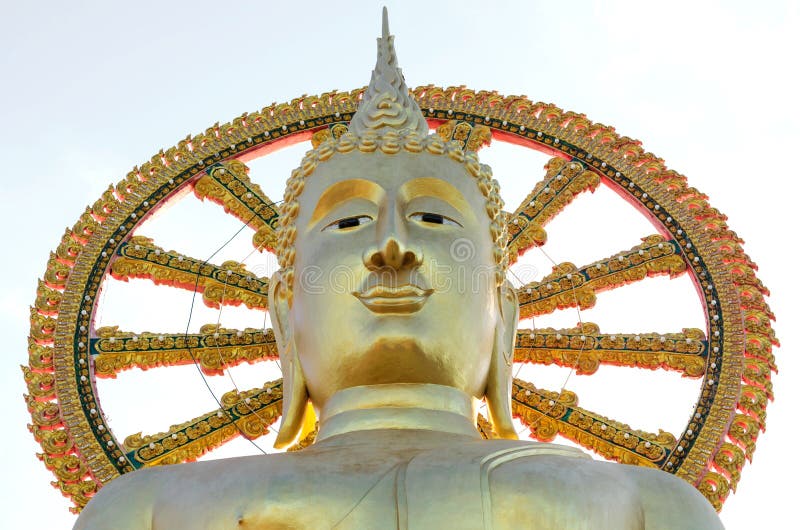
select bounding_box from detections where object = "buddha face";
[271,149,515,412]
[265,15,519,446]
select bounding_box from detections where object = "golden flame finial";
[348,7,428,137]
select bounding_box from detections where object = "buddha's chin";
[322,337,468,396]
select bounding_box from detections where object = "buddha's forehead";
[297,150,487,213]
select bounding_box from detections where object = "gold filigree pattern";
[476,414,498,440]
[23,86,776,513]
[124,380,283,466]
[193,160,280,252]
[30,425,74,455]
[515,323,707,377]
[512,379,676,467]
[712,442,746,492]
[22,365,57,399]
[507,157,600,262]
[36,279,63,314]
[91,325,278,377]
[111,236,269,309]
[517,235,686,318]
[436,120,492,152]
[310,122,350,149]
[696,471,731,512]
[53,480,99,512]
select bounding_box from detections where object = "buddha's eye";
[323,215,373,231]
[409,212,462,227]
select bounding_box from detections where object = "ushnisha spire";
[348,7,429,137]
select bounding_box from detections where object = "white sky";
[1,1,798,528]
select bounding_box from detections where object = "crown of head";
[275,8,508,302]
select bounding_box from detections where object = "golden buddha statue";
[75,9,723,530]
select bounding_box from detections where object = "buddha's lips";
[353,284,433,314]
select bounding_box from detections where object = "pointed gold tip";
[348,5,428,137]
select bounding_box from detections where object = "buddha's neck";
[316,383,482,442]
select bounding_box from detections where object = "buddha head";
[268,9,519,448]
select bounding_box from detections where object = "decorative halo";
[24,87,776,513]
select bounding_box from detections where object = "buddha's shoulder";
[467,439,660,490]
[462,440,722,530]
[73,453,309,529]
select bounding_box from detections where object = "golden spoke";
[111,236,269,309]
[517,234,686,318]
[124,380,283,468]
[193,160,280,251]
[91,325,277,377]
[511,379,676,468]
[515,323,707,377]
[507,157,600,262]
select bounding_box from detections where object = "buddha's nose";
[364,237,421,270]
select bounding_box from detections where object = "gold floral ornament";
[23,12,776,516]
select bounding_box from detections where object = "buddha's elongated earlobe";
[485,279,519,439]
[268,271,310,449]
[274,343,310,449]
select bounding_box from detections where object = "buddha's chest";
[177,448,644,530]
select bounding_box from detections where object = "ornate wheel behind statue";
[24,87,776,512]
